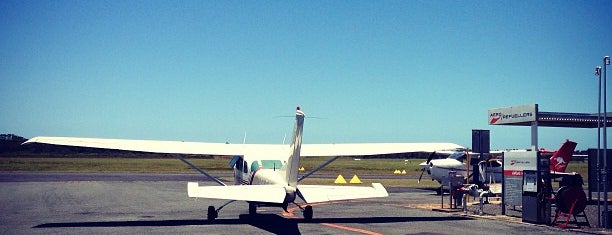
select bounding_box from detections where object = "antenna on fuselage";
[243,131,247,144]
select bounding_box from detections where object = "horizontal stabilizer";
[297,183,388,203]
[187,182,287,203]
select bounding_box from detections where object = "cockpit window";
[237,159,243,171]
[261,160,283,170]
[448,152,466,162]
[229,156,241,168]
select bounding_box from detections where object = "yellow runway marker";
[334,174,347,184]
[349,174,362,184]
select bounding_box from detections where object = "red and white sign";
[488,104,537,125]
[503,151,537,176]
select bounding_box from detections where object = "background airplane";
[418,140,577,194]
[25,107,463,220]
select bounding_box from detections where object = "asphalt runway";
[0,173,585,235]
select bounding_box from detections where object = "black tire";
[303,205,313,220]
[207,206,217,221]
[249,203,257,215]
[555,186,587,214]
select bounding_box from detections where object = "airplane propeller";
[418,151,436,183]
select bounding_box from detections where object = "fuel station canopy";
[488,104,612,149]
[489,104,612,128]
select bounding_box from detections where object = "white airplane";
[418,140,577,194]
[417,151,502,194]
[25,107,463,220]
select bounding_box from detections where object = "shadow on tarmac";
[34,213,474,234]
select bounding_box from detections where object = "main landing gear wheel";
[249,203,257,215]
[303,205,313,220]
[207,206,218,221]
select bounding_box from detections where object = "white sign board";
[504,151,537,175]
[503,151,538,206]
[488,104,537,125]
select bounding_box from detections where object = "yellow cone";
[394,169,400,174]
[334,174,347,184]
[401,170,407,174]
[299,167,305,171]
[349,174,362,184]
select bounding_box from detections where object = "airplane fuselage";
[420,155,503,187]
[229,153,297,206]
[420,140,577,190]
[238,161,298,206]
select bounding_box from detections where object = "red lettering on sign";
[503,170,523,176]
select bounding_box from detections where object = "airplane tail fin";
[549,140,577,173]
[281,107,305,188]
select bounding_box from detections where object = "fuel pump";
[522,156,552,224]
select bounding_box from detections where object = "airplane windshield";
[261,160,283,170]
[448,152,466,162]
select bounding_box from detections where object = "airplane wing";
[24,136,285,156]
[297,183,388,203]
[25,137,463,157]
[187,182,287,203]
[300,143,464,157]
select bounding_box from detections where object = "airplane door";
[230,156,244,185]
[232,158,250,185]
[241,160,249,184]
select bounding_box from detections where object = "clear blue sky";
[1,1,611,150]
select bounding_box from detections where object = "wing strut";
[297,156,341,182]
[177,155,226,186]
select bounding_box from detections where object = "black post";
[472,129,490,187]
[596,66,602,228]
[604,55,610,228]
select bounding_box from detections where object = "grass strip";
[0,157,589,183]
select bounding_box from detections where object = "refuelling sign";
[488,104,537,125]
[504,151,537,176]
[503,151,538,206]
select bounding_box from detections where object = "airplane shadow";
[34,214,474,235]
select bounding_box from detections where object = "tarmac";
[0,172,606,234]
